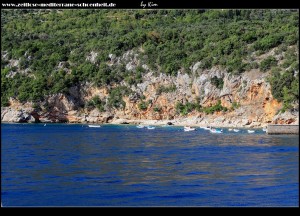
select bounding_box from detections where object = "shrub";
[210,76,224,89]
[259,56,277,71]
[86,95,105,112]
[156,84,177,95]
[18,92,30,103]
[175,101,201,116]
[138,101,148,110]
[268,69,295,102]
[107,86,131,110]
[281,86,293,112]
[226,57,245,74]
[153,106,161,112]
[203,100,227,114]
[231,101,241,110]
[1,96,10,107]
[32,103,42,111]
[253,34,283,51]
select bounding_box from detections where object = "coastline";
[1,118,269,129]
[3,120,299,134]
[110,118,268,128]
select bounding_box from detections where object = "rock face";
[1,107,38,123]
[272,110,299,125]
[1,51,298,126]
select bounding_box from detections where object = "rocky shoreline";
[2,113,299,129]
[2,100,298,129]
[0,119,266,129]
[109,118,268,128]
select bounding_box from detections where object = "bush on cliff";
[203,100,228,114]
[86,96,105,112]
[107,86,131,110]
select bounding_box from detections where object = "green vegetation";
[259,56,277,72]
[210,76,224,89]
[253,34,284,51]
[231,101,241,110]
[124,66,144,86]
[1,9,298,112]
[268,68,299,112]
[156,84,177,95]
[107,86,131,109]
[281,47,299,71]
[86,95,105,112]
[1,97,10,107]
[153,106,162,113]
[138,99,153,111]
[32,103,42,112]
[176,101,201,116]
[202,100,228,114]
[138,100,149,111]
[176,100,228,115]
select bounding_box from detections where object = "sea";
[1,123,299,207]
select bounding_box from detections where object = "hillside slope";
[1,9,299,126]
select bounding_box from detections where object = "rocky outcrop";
[1,51,298,126]
[1,107,38,123]
[86,51,98,64]
[272,110,299,125]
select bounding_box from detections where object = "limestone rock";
[190,62,202,73]
[272,110,299,124]
[1,50,298,126]
[86,51,98,64]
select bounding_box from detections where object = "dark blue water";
[1,123,299,206]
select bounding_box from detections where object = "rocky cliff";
[1,50,298,127]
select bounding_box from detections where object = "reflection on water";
[1,124,299,206]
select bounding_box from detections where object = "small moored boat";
[247,130,255,133]
[233,129,240,132]
[147,126,155,130]
[136,125,145,128]
[210,128,223,133]
[88,125,101,128]
[184,126,196,132]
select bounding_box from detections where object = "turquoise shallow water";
[1,123,299,206]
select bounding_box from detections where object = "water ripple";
[1,124,298,206]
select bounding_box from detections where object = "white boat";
[136,125,145,128]
[210,128,223,133]
[44,124,46,126]
[88,125,101,128]
[233,129,240,132]
[228,128,233,131]
[147,126,155,130]
[248,130,255,133]
[262,128,267,132]
[184,126,196,132]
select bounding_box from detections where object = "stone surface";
[1,50,298,126]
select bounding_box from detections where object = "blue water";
[1,123,299,206]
